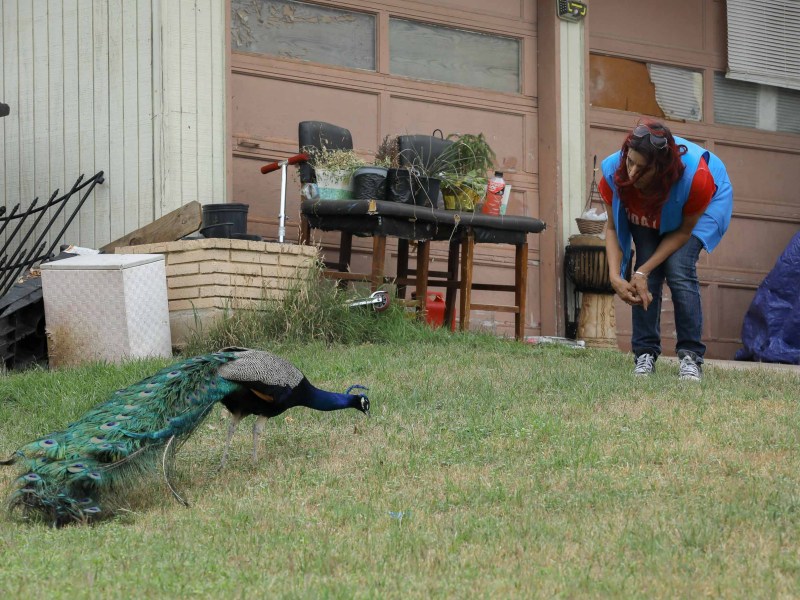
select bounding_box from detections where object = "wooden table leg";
[396,239,409,300]
[459,231,475,332]
[416,240,431,318]
[444,238,460,329]
[371,235,387,291]
[339,232,353,272]
[515,241,528,340]
[299,215,311,245]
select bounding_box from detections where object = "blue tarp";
[735,232,800,365]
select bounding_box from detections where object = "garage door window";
[231,0,376,71]
[389,18,520,93]
[714,73,800,134]
[589,55,701,122]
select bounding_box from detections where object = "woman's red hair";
[613,119,687,203]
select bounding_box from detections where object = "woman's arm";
[605,208,643,306]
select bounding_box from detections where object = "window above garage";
[589,54,702,122]
[231,0,376,71]
[714,73,800,134]
[389,19,520,93]
[230,0,522,94]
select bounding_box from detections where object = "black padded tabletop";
[301,199,546,244]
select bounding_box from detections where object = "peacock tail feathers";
[3,351,243,526]
[3,347,371,526]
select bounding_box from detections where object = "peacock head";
[346,384,370,417]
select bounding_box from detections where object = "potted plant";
[392,136,450,207]
[303,145,365,200]
[352,135,394,200]
[438,132,497,210]
[380,136,415,205]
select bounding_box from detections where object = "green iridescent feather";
[2,351,241,526]
[2,348,371,527]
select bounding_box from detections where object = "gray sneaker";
[634,353,656,376]
[678,355,702,381]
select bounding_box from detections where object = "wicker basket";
[575,217,606,235]
[575,155,607,235]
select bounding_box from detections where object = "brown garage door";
[587,0,800,359]
[228,0,544,338]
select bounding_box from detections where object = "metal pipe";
[279,161,287,243]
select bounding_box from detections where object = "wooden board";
[100,201,202,252]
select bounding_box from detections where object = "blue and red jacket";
[601,136,733,278]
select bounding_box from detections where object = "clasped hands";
[611,272,653,310]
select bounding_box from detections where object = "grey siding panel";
[0,0,227,250]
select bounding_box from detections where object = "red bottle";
[482,171,505,216]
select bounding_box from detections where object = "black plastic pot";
[199,222,235,239]
[202,203,249,237]
[386,168,413,204]
[352,166,388,200]
[410,176,441,208]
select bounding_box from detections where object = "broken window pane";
[647,64,702,122]
[231,0,376,71]
[589,55,702,121]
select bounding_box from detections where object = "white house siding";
[0,0,226,251]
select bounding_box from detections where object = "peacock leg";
[252,416,268,463]
[219,413,242,470]
[163,435,190,507]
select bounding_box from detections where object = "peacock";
[1,348,369,526]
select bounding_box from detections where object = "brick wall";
[116,239,320,346]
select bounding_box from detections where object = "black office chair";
[298,121,353,184]
[297,121,359,275]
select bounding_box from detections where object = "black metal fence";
[0,171,105,297]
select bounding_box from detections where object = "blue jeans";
[629,224,705,362]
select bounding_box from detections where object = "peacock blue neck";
[303,386,354,412]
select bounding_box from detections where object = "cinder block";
[168,286,201,301]
[175,274,235,291]
[169,297,230,312]
[230,273,261,288]
[200,260,261,277]
[169,248,231,265]
[278,253,308,268]
[166,262,200,277]
[117,242,168,254]
[230,250,280,265]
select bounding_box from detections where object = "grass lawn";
[1,333,799,598]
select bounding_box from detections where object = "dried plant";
[375,135,399,169]
[302,145,365,173]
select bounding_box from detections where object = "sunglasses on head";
[632,124,668,150]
